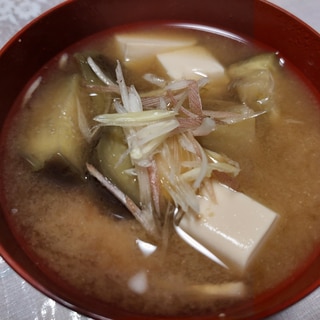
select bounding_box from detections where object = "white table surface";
[0,0,319,319]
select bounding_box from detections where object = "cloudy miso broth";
[1,23,320,317]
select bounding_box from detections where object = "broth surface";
[1,24,320,316]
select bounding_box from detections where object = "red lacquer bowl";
[0,0,319,319]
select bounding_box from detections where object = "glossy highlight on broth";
[1,23,320,317]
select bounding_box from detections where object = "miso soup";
[1,23,320,317]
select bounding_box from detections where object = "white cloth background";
[0,0,319,319]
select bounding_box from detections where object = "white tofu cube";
[187,281,248,299]
[156,46,227,81]
[115,33,196,61]
[178,182,278,272]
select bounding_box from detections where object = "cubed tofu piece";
[115,33,196,61]
[156,46,227,81]
[186,281,248,299]
[178,182,278,272]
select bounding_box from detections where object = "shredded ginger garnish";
[87,60,255,239]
